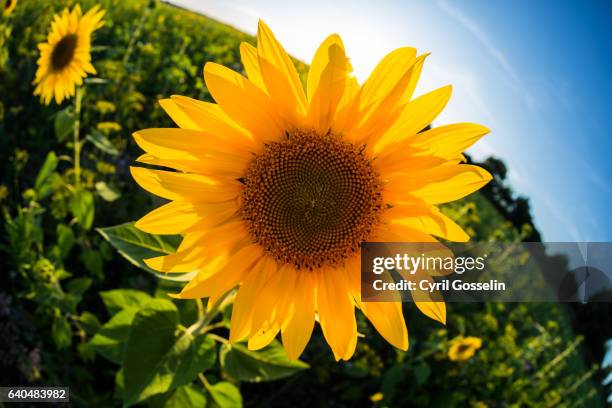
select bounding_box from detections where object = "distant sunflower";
[448,336,483,361]
[2,0,16,16]
[131,21,492,360]
[33,5,104,105]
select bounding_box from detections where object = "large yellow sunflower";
[131,21,492,361]
[33,5,104,105]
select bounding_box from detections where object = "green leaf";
[54,107,75,142]
[219,340,309,383]
[95,181,121,202]
[115,369,125,400]
[52,315,72,349]
[164,385,207,408]
[205,381,242,408]
[381,364,405,401]
[71,190,95,230]
[79,311,101,336]
[122,299,217,406]
[78,342,96,362]
[89,307,138,364]
[80,249,104,279]
[413,362,431,385]
[34,151,58,199]
[66,277,92,297]
[100,289,152,315]
[97,222,194,282]
[56,277,91,314]
[86,129,119,155]
[56,224,75,259]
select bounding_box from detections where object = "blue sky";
[171,0,612,242]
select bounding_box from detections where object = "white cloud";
[435,0,536,112]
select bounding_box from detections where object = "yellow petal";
[258,56,303,128]
[378,222,438,243]
[360,301,408,350]
[144,244,208,273]
[306,34,346,101]
[229,257,270,342]
[135,200,237,235]
[410,165,492,204]
[133,128,250,159]
[240,42,265,89]
[353,54,429,147]
[248,259,280,337]
[307,42,349,134]
[248,324,280,351]
[415,300,446,325]
[130,166,241,202]
[159,99,199,130]
[375,85,452,152]
[316,268,357,361]
[281,271,315,360]
[257,20,307,115]
[387,205,470,242]
[384,164,491,204]
[169,96,257,151]
[375,152,446,175]
[135,153,211,174]
[411,123,490,159]
[359,47,417,111]
[401,53,428,103]
[145,221,248,273]
[412,272,446,324]
[178,244,263,299]
[204,62,284,144]
[332,75,360,134]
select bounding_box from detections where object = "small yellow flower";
[95,100,116,114]
[370,392,384,402]
[474,402,488,408]
[2,0,17,16]
[33,5,105,105]
[131,20,492,361]
[448,336,482,361]
[97,121,122,134]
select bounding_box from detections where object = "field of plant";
[0,0,608,406]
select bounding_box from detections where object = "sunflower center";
[51,34,78,71]
[240,129,383,270]
[456,344,471,354]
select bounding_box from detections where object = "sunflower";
[33,5,104,105]
[2,0,16,16]
[131,21,492,360]
[448,336,483,361]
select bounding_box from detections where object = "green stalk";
[187,289,234,337]
[73,87,83,189]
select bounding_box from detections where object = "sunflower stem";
[195,298,204,321]
[73,86,83,190]
[187,290,234,337]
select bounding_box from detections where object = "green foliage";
[122,299,215,406]
[54,107,75,142]
[205,381,243,408]
[90,306,139,364]
[161,385,208,408]
[220,341,309,382]
[86,129,120,156]
[98,222,196,282]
